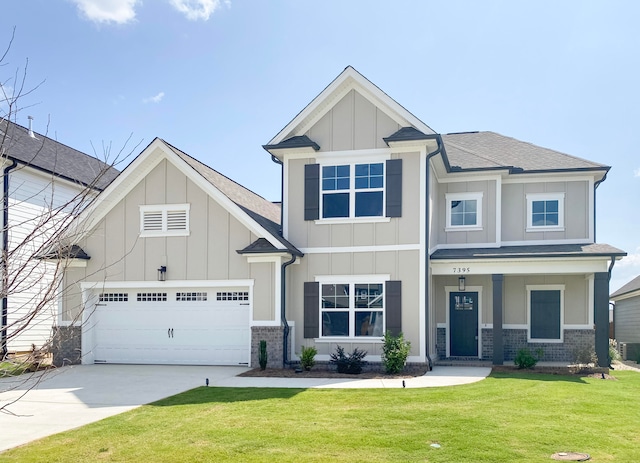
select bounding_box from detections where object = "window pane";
[322,179,336,191]
[322,165,336,178]
[356,311,384,336]
[532,201,545,214]
[322,311,349,336]
[355,191,383,217]
[531,290,561,339]
[465,200,477,213]
[355,164,369,177]
[354,284,383,308]
[546,200,558,213]
[322,284,349,308]
[323,193,349,218]
[464,212,477,225]
[336,178,350,190]
[370,176,383,188]
[545,213,558,226]
[369,163,383,176]
[337,165,350,177]
[532,213,545,226]
[451,214,463,226]
[355,177,369,189]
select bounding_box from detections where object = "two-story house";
[1,118,119,356]
[53,67,624,368]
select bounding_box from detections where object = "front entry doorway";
[449,292,479,357]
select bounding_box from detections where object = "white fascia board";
[431,258,611,275]
[437,173,504,184]
[268,67,434,146]
[611,290,640,302]
[268,146,318,162]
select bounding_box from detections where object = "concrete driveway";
[0,364,490,452]
[0,364,248,452]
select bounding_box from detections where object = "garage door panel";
[92,287,251,366]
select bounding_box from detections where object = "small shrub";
[573,345,597,366]
[300,346,317,371]
[609,339,620,362]
[514,348,542,369]
[258,340,268,370]
[381,331,411,374]
[329,346,367,374]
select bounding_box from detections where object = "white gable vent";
[140,204,190,237]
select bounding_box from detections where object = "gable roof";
[0,119,120,189]
[442,131,609,174]
[611,275,640,299]
[266,66,435,147]
[73,138,301,256]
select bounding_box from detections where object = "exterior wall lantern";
[458,275,466,292]
[158,265,167,281]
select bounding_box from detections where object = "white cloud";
[143,92,165,104]
[169,0,227,21]
[634,168,640,178]
[70,0,140,25]
[611,248,640,292]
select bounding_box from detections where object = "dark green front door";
[449,292,479,357]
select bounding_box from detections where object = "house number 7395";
[453,267,471,273]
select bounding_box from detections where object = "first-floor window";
[528,286,563,342]
[321,283,384,337]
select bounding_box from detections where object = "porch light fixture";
[158,265,167,281]
[458,275,466,291]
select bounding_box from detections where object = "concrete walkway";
[0,364,490,452]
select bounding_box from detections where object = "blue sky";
[2,0,639,291]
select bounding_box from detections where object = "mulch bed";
[239,365,430,379]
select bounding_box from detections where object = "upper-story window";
[526,193,564,231]
[445,192,483,231]
[140,204,190,237]
[321,163,384,219]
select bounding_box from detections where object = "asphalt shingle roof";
[442,131,609,173]
[610,275,640,299]
[431,243,626,260]
[163,140,302,256]
[0,119,120,189]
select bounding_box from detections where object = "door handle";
[171,328,174,338]
[168,328,171,338]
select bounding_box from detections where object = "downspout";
[593,171,608,243]
[270,153,294,368]
[424,135,444,370]
[281,254,296,368]
[1,159,18,358]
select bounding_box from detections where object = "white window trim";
[140,203,190,237]
[526,193,565,232]
[315,274,390,340]
[445,192,483,231]
[318,162,386,222]
[526,284,565,343]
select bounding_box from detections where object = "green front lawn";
[2,371,639,462]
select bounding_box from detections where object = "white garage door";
[92,287,251,365]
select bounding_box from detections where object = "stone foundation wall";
[251,326,285,369]
[503,329,595,363]
[435,327,595,363]
[50,326,82,367]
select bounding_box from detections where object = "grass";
[1,371,640,462]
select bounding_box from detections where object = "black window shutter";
[385,159,402,217]
[304,281,320,338]
[385,280,402,336]
[304,164,320,221]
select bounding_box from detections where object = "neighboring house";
[0,118,119,355]
[610,275,640,361]
[54,66,625,368]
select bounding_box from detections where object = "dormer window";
[140,204,190,237]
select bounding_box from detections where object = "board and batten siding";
[61,159,276,323]
[6,168,89,351]
[502,181,590,243]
